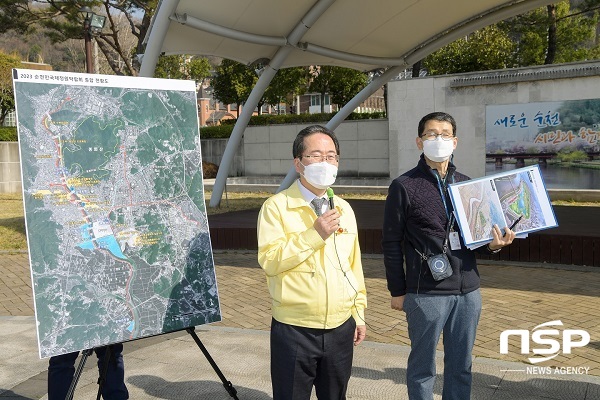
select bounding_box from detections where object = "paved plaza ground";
[1,250,599,399]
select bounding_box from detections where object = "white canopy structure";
[141,0,555,206]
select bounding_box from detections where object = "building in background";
[295,86,385,115]
[197,84,286,126]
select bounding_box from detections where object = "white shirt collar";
[296,180,328,206]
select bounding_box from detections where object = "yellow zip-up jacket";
[257,183,366,329]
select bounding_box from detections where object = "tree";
[545,4,558,64]
[501,1,600,66]
[0,52,21,125]
[0,28,86,72]
[423,1,600,75]
[308,66,368,112]
[154,55,185,79]
[327,67,368,108]
[0,1,33,34]
[187,56,211,83]
[212,59,257,117]
[154,55,211,82]
[0,1,157,76]
[308,66,333,113]
[263,67,307,113]
[423,26,516,75]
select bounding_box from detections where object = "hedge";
[0,125,233,141]
[221,111,386,127]
[0,127,18,141]
[2,111,386,141]
[200,125,234,139]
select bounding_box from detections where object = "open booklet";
[448,164,558,250]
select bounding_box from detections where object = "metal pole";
[276,64,408,193]
[212,95,216,125]
[139,0,181,77]
[84,19,93,74]
[65,349,93,400]
[186,328,239,399]
[209,0,336,207]
[94,40,99,74]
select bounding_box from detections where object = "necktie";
[311,197,327,216]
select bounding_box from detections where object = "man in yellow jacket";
[258,125,367,400]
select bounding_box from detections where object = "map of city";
[494,171,545,235]
[450,166,555,247]
[13,70,221,358]
[456,180,505,243]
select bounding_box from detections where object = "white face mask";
[422,137,454,162]
[300,161,338,189]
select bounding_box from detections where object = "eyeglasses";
[300,154,339,163]
[420,131,455,141]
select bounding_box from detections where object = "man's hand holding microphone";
[314,188,340,240]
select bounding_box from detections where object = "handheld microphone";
[326,187,334,210]
[327,187,344,234]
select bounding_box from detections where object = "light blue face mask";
[300,161,338,189]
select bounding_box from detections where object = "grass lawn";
[207,190,387,214]
[1,191,597,252]
[0,194,27,251]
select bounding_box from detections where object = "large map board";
[448,165,558,249]
[12,69,221,358]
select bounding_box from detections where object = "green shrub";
[223,111,386,127]
[200,125,234,139]
[2,111,386,141]
[208,111,385,137]
[0,127,18,141]
[557,150,588,162]
[346,111,386,120]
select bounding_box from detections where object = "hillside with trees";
[423,0,600,75]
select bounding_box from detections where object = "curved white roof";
[143,0,557,206]
[145,0,555,71]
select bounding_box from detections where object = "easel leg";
[186,327,239,399]
[96,345,113,400]
[65,349,93,400]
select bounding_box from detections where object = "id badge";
[449,232,461,250]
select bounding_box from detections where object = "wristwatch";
[487,244,501,254]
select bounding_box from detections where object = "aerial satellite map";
[13,70,221,358]
[449,165,557,248]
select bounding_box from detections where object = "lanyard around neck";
[434,171,453,220]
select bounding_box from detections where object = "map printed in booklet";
[448,164,558,249]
